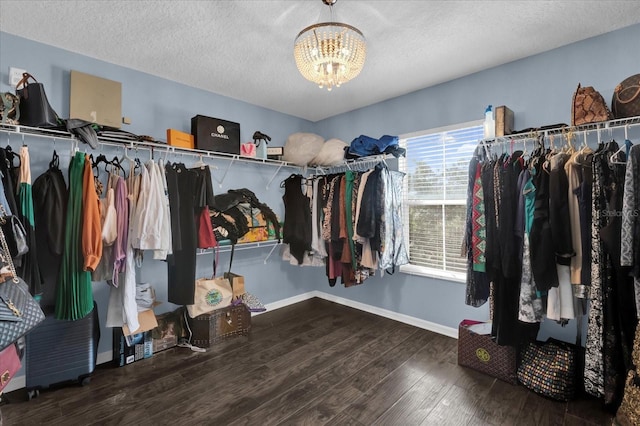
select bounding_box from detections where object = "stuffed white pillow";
[310,138,348,166]
[282,132,324,166]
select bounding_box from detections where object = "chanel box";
[191,115,240,155]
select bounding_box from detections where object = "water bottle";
[484,105,495,139]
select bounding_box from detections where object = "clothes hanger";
[110,156,126,176]
[610,139,633,165]
[120,146,134,167]
[49,150,60,169]
[193,154,206,169]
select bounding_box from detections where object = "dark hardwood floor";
[1,298,615,425]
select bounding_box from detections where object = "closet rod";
[196,240,281,258]
[0,123,301,171]
[481,115,640,145]
[313,154,390,175]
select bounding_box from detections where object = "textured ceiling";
[1,1,640,122]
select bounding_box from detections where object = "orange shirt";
[82,155,103,271]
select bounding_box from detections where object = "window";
[399,120,483,281]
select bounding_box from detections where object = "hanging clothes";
[282,174,312,265]
[166,163,198,305]
[192,165,216,250]
[621,144,640,314]
[153,159,173,260]
[379,167,409,271]
[32,151,68,306]
[81,154,103,272]
[15,146,43,297]
[585,143,615,400]
[92,172,119,282]
[0,147,19,217]
[464,154,490,307]
[517,168,544,323]
[55,151,94,321]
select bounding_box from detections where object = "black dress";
[32,153,68,306]
[166,163,198,305]
[282,174,311,264]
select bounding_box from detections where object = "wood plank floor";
[0,298,615,425]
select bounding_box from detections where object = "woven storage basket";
[457,320,517,384]
[187,303,251,348]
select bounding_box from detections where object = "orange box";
[166,129,194,149]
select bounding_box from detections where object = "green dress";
[55,152,93,320]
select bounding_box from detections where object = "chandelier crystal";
[294,1,366,91]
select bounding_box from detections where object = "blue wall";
[1,22,639,365]
[0,31,321,360]
[313,23,640,344]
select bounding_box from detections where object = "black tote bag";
[15,72,59,128]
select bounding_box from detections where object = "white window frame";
[399,120,483,283]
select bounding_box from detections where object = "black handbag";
[0,206,28,258]
[612,74,640,119]
[0,276,44,352]
[15,72,59,128]
[0,225,44,352]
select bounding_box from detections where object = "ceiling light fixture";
[293,0,366,91]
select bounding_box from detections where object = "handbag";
[223,245,245,302]
[616,322,640,426]
[0,343,21,393]
[571,83,612,126]
[0,208,29,258]
[240,142,256,157]
[186,248,232,318]
[0,225,45,352]
[0,92,20,125]
[517,339,578,401]
[612,74,640,119]
[15,72,59,128]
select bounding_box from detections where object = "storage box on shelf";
[191,114,240,155]
[167,128,194,149]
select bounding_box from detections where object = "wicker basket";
[187,303,251,348]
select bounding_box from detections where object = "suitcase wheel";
[80,376,91,387]
[27,389,39,401]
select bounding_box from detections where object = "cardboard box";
[267,146,284,160]
[113,329,153,367]
[457,320,517,384]
[70,70,122,129]
[191,115,240,155]
[495,105,514,137]
[122,308,159,336]
[167,128,194,149]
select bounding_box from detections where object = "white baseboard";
[312,291,459,339]
[258,290,458,339]
[255,292,317,316]
[4,292,456,394]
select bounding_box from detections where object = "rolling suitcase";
[24,302,100,400]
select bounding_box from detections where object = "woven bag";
[517,340,578,401]
[457,320,517,384]
[572,83,612,126]
[612,74,640,119]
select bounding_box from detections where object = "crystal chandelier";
[293,0,366,91]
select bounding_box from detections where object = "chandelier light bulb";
[293,0,366,91]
